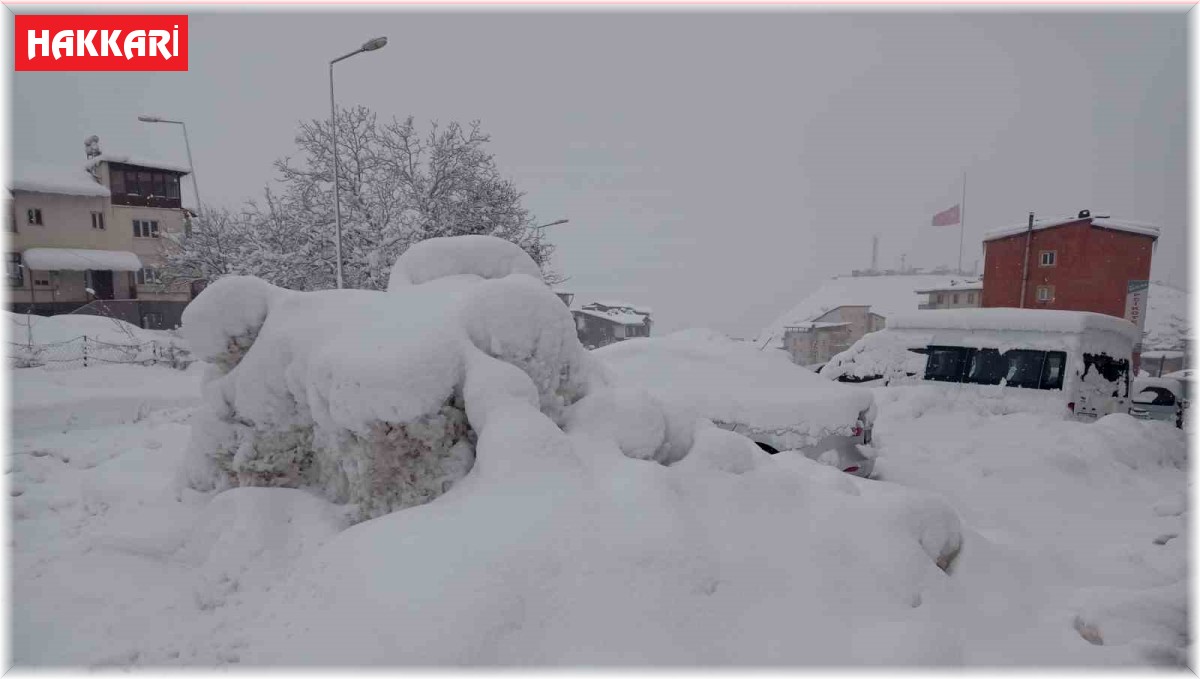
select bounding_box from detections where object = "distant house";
[779,305,886,367]
[572,301,652,349]
[915,279,983,310]
[7,138,195,329]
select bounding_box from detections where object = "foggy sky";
[10,10,1188,337]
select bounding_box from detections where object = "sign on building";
[1125,280,1149,351]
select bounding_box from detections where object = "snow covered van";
[821,308,1139,421]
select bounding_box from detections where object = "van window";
[929,347,1068,390]
[1040,352,1066,390]
[924,346,970,382]
[1083,353,1130,397]
[1004,350,1045,389]
[966,348,1008,385]
[1133,387,1176,406]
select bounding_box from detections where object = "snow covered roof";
[592,300,653,315]
[758,273,977,343]
[575,307,649,326]
[22,248,142,272]
[85,154,191,174]
[982,215,1160,242]
[784,321,852,331]
[10,165,110,198]
[888,308,1141,342]
[913,279,983,294]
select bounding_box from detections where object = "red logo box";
[15,15,188,71]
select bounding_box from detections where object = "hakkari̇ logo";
[15,15,189,71]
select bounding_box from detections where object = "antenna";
[871,235,879,272]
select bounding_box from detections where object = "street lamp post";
[137,115,201,211]
[329,36,388,289]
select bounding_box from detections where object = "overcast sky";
[10,9,1188,337]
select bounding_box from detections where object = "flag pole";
[957,171,967,274]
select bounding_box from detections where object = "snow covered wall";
[178,236,615,522]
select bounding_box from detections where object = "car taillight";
[852,425,863,437]
[843,466,860,474]
[1067,402,1075,413]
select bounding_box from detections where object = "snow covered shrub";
[178,237,607,522]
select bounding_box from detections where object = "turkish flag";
[931,204,961,226]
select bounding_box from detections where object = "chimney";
[1078,209,1091,219]
[84,136,102,182]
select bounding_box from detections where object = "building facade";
[7,151,194,329]
[980,211,1157,318]
[572,301,652,349]
[915,280,983,310]
[779,305,886,367]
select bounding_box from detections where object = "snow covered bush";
[178,236,607,522]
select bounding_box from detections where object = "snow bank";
[1143,282,1190,351]
[6,311,180,347]
[180,239,605,522]
[387,235,543,289]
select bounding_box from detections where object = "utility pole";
[1019,211,1034,308]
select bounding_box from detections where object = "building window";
[133,219,160,238]
[935,293,945,304]
[967,292,976,304]
[952,293,960,305]
[26,208,42,225]
[7,253,23,286]
[1040,250,1056,267]
[33,274,50,287]
[167,175,181,200]
[136,268,163,285]
[1036,285,1054,303]
[91,211,105,230]
[110,170,125,194]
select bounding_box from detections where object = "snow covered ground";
[9,359,1188,667]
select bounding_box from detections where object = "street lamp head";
[362,36,388,51]
[138,115,163,123]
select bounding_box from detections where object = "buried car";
[594,329,877,477]
[1129,376,1186,428]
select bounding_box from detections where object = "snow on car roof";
[888,308,1141,341]
[10,165,111,197]
[982,215,1160,242]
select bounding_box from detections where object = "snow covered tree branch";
[166,107,561,290]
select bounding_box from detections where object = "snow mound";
[821,328,931,384]
[179,240,606,522]
[6,311,179,347]
[388,235,542,289]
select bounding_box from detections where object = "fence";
[8,335,192,371]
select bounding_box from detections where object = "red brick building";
[980,210,1158,317]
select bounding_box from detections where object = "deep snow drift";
[9,237,1188,667]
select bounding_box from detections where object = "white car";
[594,330,877,477]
